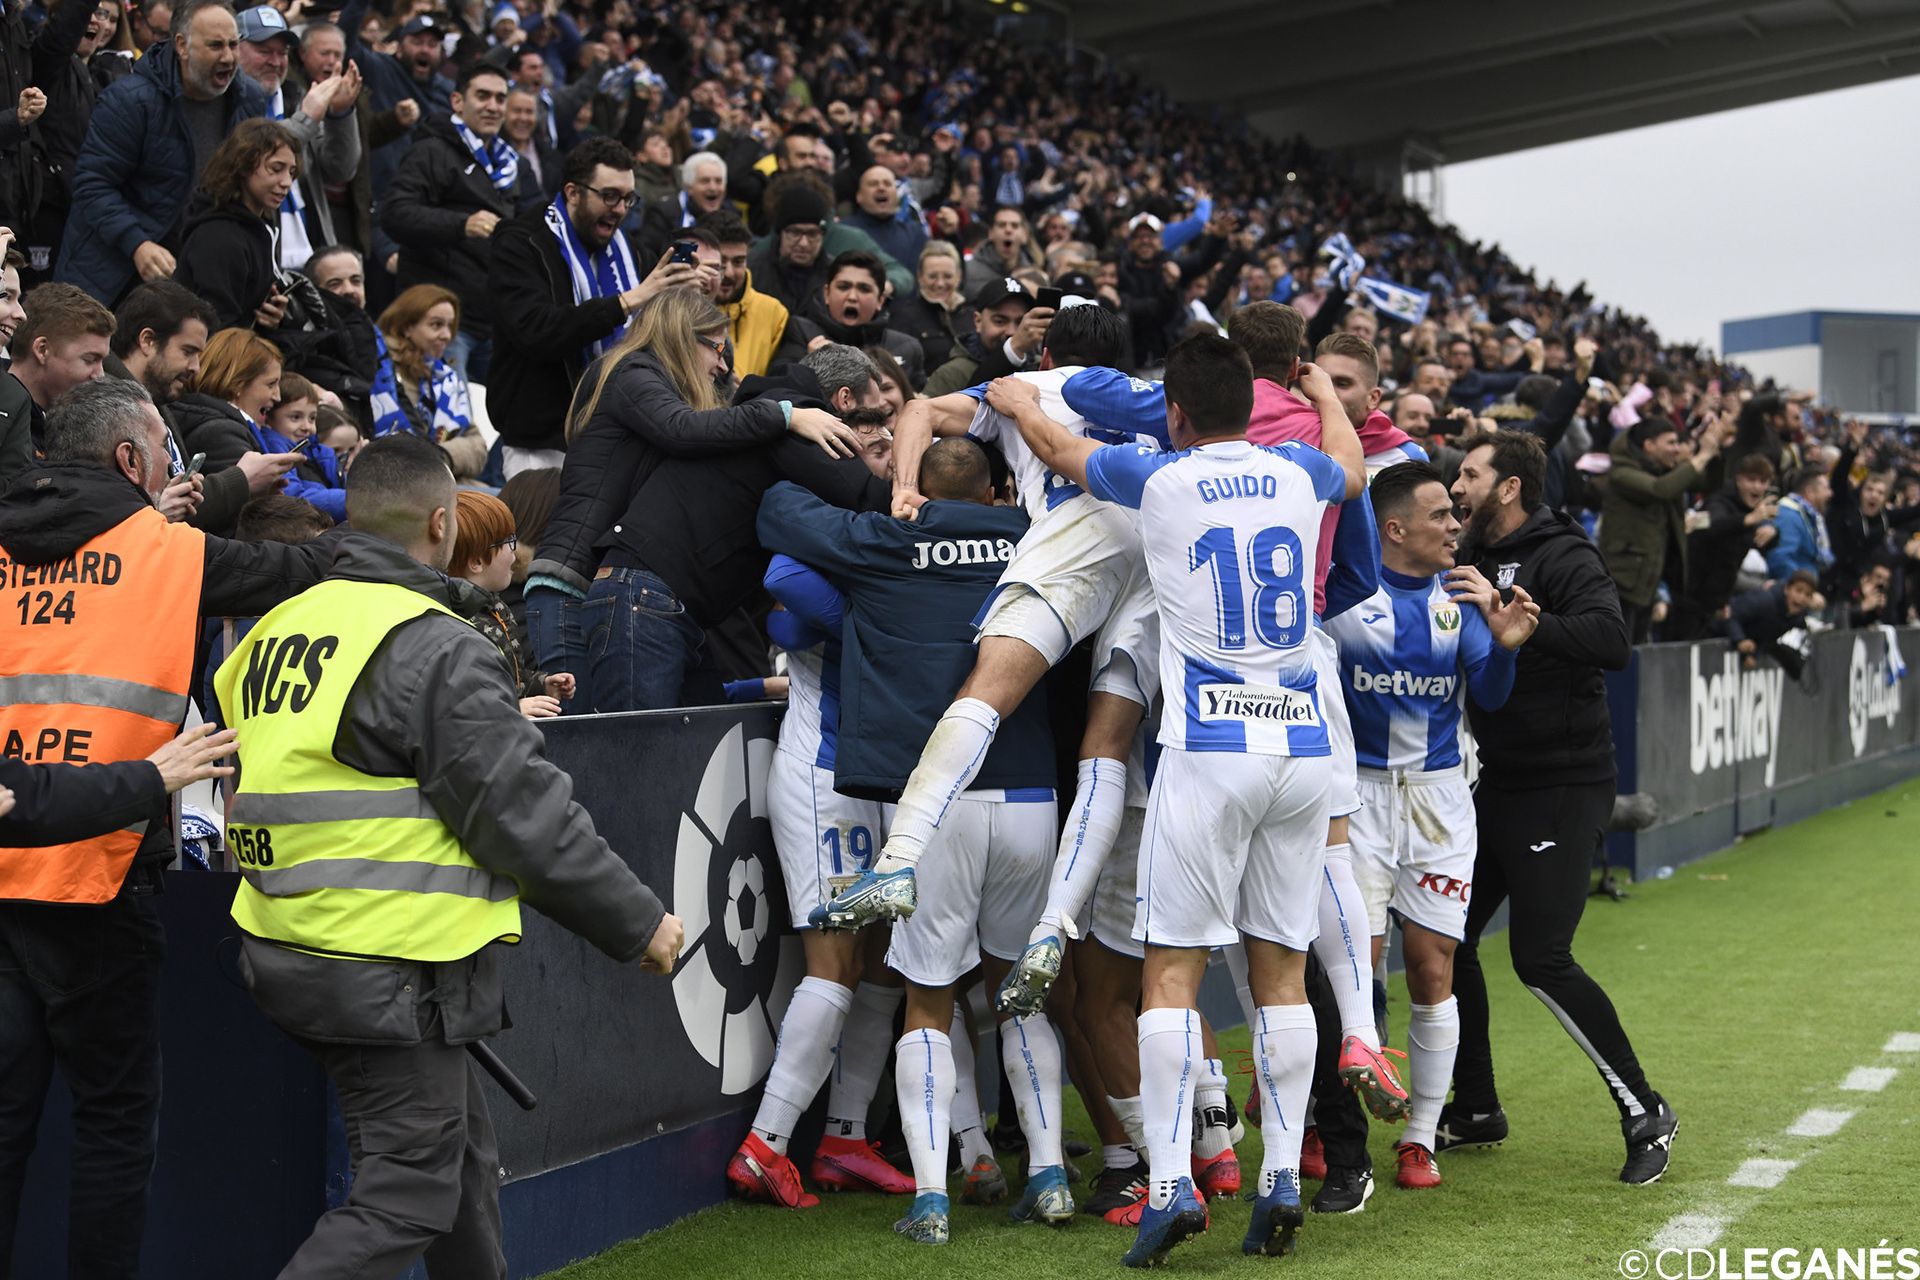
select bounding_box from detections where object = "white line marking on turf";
[1727,1159,1798,1188]
[1883,1032,1920,1053]
[1652,1214,1729,1251]
[1839,1066,1898,1092]
[1785,1108,1855,1137]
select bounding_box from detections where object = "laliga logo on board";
[1847,635,1900,759]
[671,723,803,1095]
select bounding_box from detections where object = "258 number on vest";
[228,825,275,867]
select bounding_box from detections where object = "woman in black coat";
[175,119,302,333]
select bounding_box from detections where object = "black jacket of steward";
[0,462,340,874]
[528,350,788,594]
[230,531,663,1046]
[602,368,891,626]
[0,756,164,847]
[1464,504,1631,789]
[486,208,630,453]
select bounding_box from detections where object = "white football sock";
[825,981,902,1141]
[1138,1006,1198,1209]
[895,1027,955,1196]
[1313,845,1380,1048]
[754,976,852,1154]
[1108,1094,1146,1151]
[1033,757,1128,940]
[1252,1003,1316,1196]
[948,1004,982,1134]
[1403,997,1460,1152]
[876,698,1000,870]
[1103,1143,1137,1171]
[1001,1013,1065,1169]
[1193,1056,1232,1158]
[1222,941,1258,1032]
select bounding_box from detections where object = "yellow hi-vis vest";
[213,579,522,963]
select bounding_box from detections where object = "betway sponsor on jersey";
[909,537,1017,570]
[1196,682,1322,726]
[1689,646,1785,787]
[1349,665,1458,699]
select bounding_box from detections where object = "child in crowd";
[449,490,576,719]
[314,405,366,477]
[264,372,348,507]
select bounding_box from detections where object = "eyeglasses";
[490,535,519,552]
[584,186,638,210]
[780,225,825,240]
[696,333,730,357]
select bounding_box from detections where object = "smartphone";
[184,451,206,477]
[669,241,699,265]
[1035,286,1064,310]
[290,436,316,455]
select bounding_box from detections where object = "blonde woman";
[523,287,857,710]
[891,240,974,371]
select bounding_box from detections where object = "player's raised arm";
[1296,362,1366,499]
[892,392,982,518]
[986,377,1101,492]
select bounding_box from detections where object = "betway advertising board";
[1633,627,1916,854]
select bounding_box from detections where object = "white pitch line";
[1785,1108,1855,1137]
[1653,1214,1729,1251]
[1727,1158,1798,1189]
[1839,1066,1898,1092]
[1884,1032,1920,1053]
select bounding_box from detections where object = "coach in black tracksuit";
[1442,430,1678,1186]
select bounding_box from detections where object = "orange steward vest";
[0,506,206,902]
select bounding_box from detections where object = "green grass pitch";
[545,778,1920,1279]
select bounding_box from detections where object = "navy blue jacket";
[756,482,1053,800]
[57,41,266,304]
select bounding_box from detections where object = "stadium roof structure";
[1049,0,1920,164]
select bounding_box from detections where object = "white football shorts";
[767,750,889,929]
[1133,748,1331,951]
[978,494,1143,669]
[1087,805,1147,960]
[886,789,1058,987]
[1087,553,1160,710]
[1347,766,1476,940]
[1308,626,1360,820]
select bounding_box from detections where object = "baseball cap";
[1127,212,1163,235]
[395,13,446,38]
[1053,269,1099,300]
[970,277,1034,312]
[236,4,298,45]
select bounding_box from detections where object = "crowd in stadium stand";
[3,0,1917,686]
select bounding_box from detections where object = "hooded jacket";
[379,113,543,338]
[1684,483,1768,615]
[787,293,926,388]
[0,462,339,872]
[485,207,631,452]
[231,530,662,1046]
[1464,505,1631,788]
[175,203,278,333]
[718,269,792,380]
[1598,429,1719,609]
[57,40,267,304]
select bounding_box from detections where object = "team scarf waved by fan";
[263,91,306,221]
[370,327,472,441]
[452,113,518,192]
[544,192,639,361]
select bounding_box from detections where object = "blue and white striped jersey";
[1084,438,1347,756]
[1322,566,1517,771]
[963,366,1168,520]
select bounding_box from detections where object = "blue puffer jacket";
[55,41,266,304]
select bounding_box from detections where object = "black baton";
[467,1040,538,1111]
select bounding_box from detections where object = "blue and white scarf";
[452,113,518,192]
[1357,275,1432,325]
[264,90,306,220]
[544,193,639,361]
[371,327,473,442]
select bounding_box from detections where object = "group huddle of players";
[725,300,1669,1269]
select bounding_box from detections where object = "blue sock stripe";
[919,1030,937,1151]
[1015,1018,1049,1130]
[1322,865,1362,992]
[1059,764,1102,881]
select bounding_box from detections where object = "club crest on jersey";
[1496,562,1520,590]
[1431,602,1461,633]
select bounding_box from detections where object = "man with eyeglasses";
[488,135,703,478]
